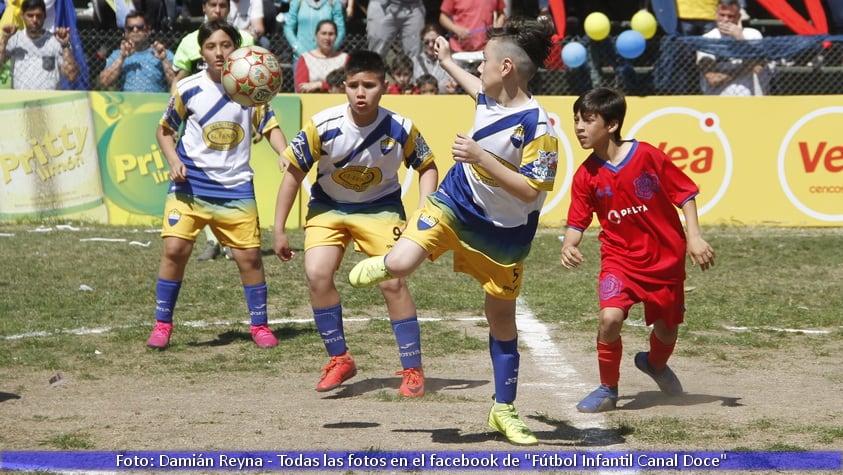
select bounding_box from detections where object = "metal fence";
[79,27,843,96]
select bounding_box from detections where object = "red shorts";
[598,268,685,328]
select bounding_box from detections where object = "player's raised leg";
[348,238,429,288]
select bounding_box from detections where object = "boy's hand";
[451,133,484,164]
[687,236,715,271]
[273,232,296,262]
[168,162,187,182]
[560,246,584,268]
[433,36,452,63]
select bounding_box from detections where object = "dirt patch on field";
[1,317,841,472]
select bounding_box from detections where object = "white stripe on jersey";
[160,71,278,199]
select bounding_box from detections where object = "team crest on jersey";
[203,122,245,151]
[417,213,438,231]
[510,125,525,148]
[167,209,182,227]
[380,137,397,155]
[333,165,383,191]
[414,135,432,159]
[599,273,623,300]
[634,171,660,200]
[532,150,558,181]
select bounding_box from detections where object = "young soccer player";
[146,20,288,350]
[560,87,716,413]
[348,18,558,445]
[273,50,439,397]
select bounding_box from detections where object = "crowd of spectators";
[0,0,842,94]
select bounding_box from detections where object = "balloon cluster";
[561,9,658,68]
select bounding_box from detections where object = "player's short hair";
[198,20,241,48]
[573,87,627,142]
[21,0,47,13]
[345,50,386,81]
[486,16,553,81]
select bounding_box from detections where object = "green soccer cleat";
[348,255,392,288]
[487,400,538,446]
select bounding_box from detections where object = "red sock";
[597,338,622,388]
[648,331,676,371]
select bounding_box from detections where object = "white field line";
[627,319,837,335]
[516,298,635,474]
[2,317,485,340]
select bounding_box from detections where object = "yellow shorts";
[402,198,524,300]
[161,193,261,248]
[304,204,405,256]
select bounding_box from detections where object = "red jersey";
[566,140,699,284]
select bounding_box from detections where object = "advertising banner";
[0,92,840,227]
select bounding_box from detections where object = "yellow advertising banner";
[0,91,840,228]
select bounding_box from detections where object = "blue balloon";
[561,42,587,68]
[616,30,646,59]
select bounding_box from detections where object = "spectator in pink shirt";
[439,0,505,52]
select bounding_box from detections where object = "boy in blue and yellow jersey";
[147,20,287,350]
[349,17,558,446]
[273,50,439,398]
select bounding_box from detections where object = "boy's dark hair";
[21,0,47,13]
[389,53,414,75]
[573,87,627,143]
[416,73,437,89]
[487,16,553,80]
[197,20,241,48]
[326,67,345,88]
[345,50,386,81]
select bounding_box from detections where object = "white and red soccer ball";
[222,45,283,107]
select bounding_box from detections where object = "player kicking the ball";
[560,87,715,413]
[348,18,558,445]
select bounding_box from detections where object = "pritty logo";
[626,107,733,218]
[778,107,843,221]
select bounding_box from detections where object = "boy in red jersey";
[560,87,716,413]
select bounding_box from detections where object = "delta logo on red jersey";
[626,107,733,218]
[778,107,843,222]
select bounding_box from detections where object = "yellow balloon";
[584,12,611,41]
[631,9,658,40]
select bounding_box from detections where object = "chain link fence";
[78,25,843,96]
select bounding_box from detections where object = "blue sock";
[154,278,181,323]
[244,283,268,326]
[490,335,519,404]
[391,316,422,369]
[314,303,346,356]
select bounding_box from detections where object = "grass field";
[1,223,842,461]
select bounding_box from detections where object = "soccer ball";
[221,46,283,107]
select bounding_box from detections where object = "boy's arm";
[681,198,715,271]
[263,126,289,169]
[452,133,539,202]
[273,162,305,262]
[559,227,585,269]
[415,163,439,208]
[156,125,186,182]
[434,36,481,100]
